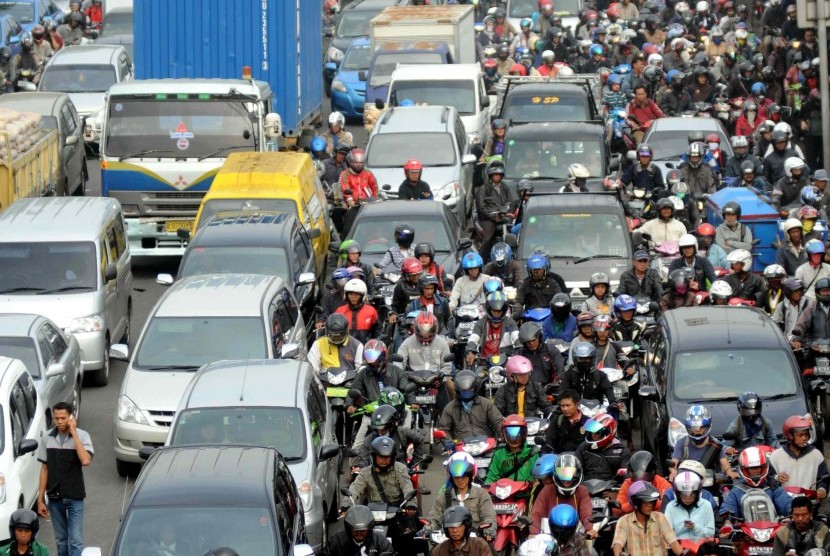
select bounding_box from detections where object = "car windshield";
[104,98,257,159]
[0,2,34,23]
[337,10,372,38]
[180,247,290,281]
[521,212,629,259]
[134,317,266,369]
[647,129,731,160]
[171,407,306,459]
[369,52,443,87]
[116,507,276,556]
[0,336,39,378]
[0,242,97,294]
[198,200,298,230]
[389,80,476,115]
[342,43,372,70]
[504,137,604,178]
[503,94,590,123]
[366,132,456,167]
[40,65,117,93]
[510,0,581,16]
[101,10,132,36]
[352,217,452,255]
[671,349,797,401]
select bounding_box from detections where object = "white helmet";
[763,264,786,279]
[671,38,686,51]
[710,280,733,301]
[568,163,590,180]
[542,49,555,61]
[675,1,689,13]
[343,278,367,297]
[735,28,748,40]
[648,53,663,66]
[727,248,752,269]
[784,157,806,178]
[673,470,702,495]
[518,535,559,556]
[678,233,698,252]
[678,459,707,479]
[696,0,708,11]
[783,217,804,233]
[328,111,345,127]
[671,196,685,211]
[773,121,792,138]
[558,66,575,76]
[731,135,749,148]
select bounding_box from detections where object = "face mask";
[713,37,722,44]
[708,142,719,151]
[803,219,815,233]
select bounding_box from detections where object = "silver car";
[0,314,83,420]
[165,359,340,552]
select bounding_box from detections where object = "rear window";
[503,93,590,123]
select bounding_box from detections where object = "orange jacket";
[616,475,672,514]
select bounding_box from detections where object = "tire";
[74,167,86,196]
[116,458,138,478]
[120,300,132,346]
[72,379,82,422]
[91,336,110,387]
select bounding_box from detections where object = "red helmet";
[584,413,617,449]
[509,63,527,76]
[643,43,660,57]
[483,58,498,70]
[705,133,720,144]
[696,223,716,236]
[505,355,533,377]
[738,447,769,487]
[607,2,621,18]
[401,258,423,277]
[414,311,438,344]
[585,9,599,20]
[404,159,423,172]
[502,414,528,443]
[782,415,813,444]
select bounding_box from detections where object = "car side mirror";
[382,184,392,191]
[359,71,367,82]
[65,135,79,146]
[138,446,156,460]
[462,154,477,165]
[293,544,315,556]
[307,228,322,239]
[46,362,65,378]
[375,99,385,110]
[9,35,19,45]
[325,62,337,71]
[18,438,38,456]
[481,95,490,108]
[156,273,174,286]
[458,238,473,250]
[319,443,340,461]
[639,385,659,401]
[280,343,300,359]
[298,272,316,286]
[109,343,129,361]
[104,263,117,282]
[176,228,191,240]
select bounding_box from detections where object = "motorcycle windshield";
[741,489,777,523]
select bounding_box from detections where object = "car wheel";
[116,458,138,478]
[74,166,86,197]
[120,300,132,346]
[91,335,110,387]
[72,379,82,422]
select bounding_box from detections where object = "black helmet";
[737,391,762,417]
[656,197,675,215]
[519,321,543,345]
[693,65,708,78]
[643,65,664,84]
[738,61,753,77]
[0,47,10,64]
[419,273,440,291]
[721,201,741,219]
[8,509,39,540]
[629,481,660,510]
[326,313,349,345]
[370,435,396,469]
[816,277,830,304]
[344,505,374,537]
[442,506,473,539]
[454,370,478,401]
[628,451,657,482]
[517,178,534,196]
[20,32,33,49]
[414,242,435,260]
[395,224,415,247]
[550,293,572,320]
[68,11,84,25]
[771,129,788,143]
[669,268,691,294]
[370,404,399,433]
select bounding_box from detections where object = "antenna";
[239,358,250,402]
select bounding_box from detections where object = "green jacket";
[484,443,538,484]
[0,542,50,556]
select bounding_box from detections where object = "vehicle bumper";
[68,330,106,372]
[304,505,326,551]
[331,88,365,119]
[125,217,190,257]
[113,418,169,463]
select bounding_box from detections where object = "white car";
[0,357,47,542]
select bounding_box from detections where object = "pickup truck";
[0,122,59,211]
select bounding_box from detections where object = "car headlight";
[331,79,347,93]
[298,480,313,512]
[67,314,103,334]
[117,395,149,426]
[435,181,459,201]
[327,46,344,63]
[0,473,5,505]
[668,417,687,448]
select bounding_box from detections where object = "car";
[0,314,83,421]
[346,199,472,275]
[639,306,817,473]
[517,193,631,304]
[99,445,312,556]
[0,0,63,32]
[166,359,340,551]
[95,6,133,58]
[0,356,48,542]
[37,44,133,148]
[365,105,478,224]
[496,79,603,124]
[641,117,734,178]
[159,212,319,339]
[110,273,307,475]
[0,92,86,196]
[0,14,23,58]
[329,36,371,119]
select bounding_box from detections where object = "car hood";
[337,69,366,90]
[670,395,808,441]
[0,293,95,329]
[67,92,106,116]
[124,369,197,414]
[370,166,460,196]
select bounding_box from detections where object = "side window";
[293,233,310,278]
[11,19,21,36]
[105,226,118,263]
[42,324,67,361]
[275,296,297,334]
[9,393,25,455]
[113,216,127,256]
[5,22,12,46]
[65,103,80,135]
[61,104,77,135]
[273,460,297,552]
[649,332,668,393]
[36,329,53,368]
[17,373,36,424]
[305,388,323,448]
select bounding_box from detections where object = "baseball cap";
[634,250,650,260]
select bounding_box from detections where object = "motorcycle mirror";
[534,436,546,446]
[402,489,418,504]
[422,454,434,464]
[389,353,404,363]
[329,241,341,254]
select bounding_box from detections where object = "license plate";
[592,498,608,509]
[326,387,349,397]
[748,548,772,555]
[415,394,436,404]
[493,503,519,514]
[816,366,830,376]
[475,457,491,468]
[165,220,193,233]
[629,200,645,210]
[459,321,475,330]
[634,315,654,324]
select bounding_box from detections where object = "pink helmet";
[505,355,533,377]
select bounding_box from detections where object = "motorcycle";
[453,304,480,365]
[436,430,498,482]
[340,485,426,555]
[320,366,358,452]
[633,295,658,324]
[14,67,38,92]
[578,398,609,419]
[488,478,532,555]
[582,478,621,554]
[524,415,549,446]
[400,353,456,452]
[798,342,830,434]
[720,488,784,556]
[474,352,509,400]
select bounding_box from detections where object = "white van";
[0,198,132,386]
[386,63,491,147]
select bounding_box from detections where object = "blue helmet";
[614,294,637,315]
[806,239,826,256]
[462,252,484,272]
[332,268,351,287]
[613,63,632,75]
[589,43,604,56]
[751,82,767,95]
[491,242,513,267]
[483,278,504,296]
[400,98,415,107]
[532,454,558,481]
[684,405,712,442]
[607,73,623,86]
[801,185,821,206]
[666,69,680,84]
[526,251,550,273]
[310,136,326,153]
[548,504,579,542]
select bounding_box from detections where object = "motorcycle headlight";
[750,528,773,543]
[327,46,344,63]
[117,395,150,426]
[298,480,313,512]
[668,417,687,448]
[489,366,505,384]
[371,510,387,522]
[526,420,541,436]
[494,484,512,500]
[66,314,103,334]
[331,80,347,93]
[457,306,479,319]
[327,370,347,385]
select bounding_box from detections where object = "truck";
[102,0,323,257]
[493,74,604,124]
[370,5,476,64]
[0,126,60,212]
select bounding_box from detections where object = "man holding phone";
[36,402,93,556]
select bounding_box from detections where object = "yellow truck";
[0,124,60,212]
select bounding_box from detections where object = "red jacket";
[335,303,378,332]
[338,170,378,202]
[85,5,103,24]
[616,475,672,514]
[626,99,664,129]
[734,114,760,138]
[530,484,593,534]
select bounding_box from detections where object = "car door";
[59,101,83,194]
[291,228,316,328]
[41,322,74,406]
[102,225,120,340]
[643,329,669,456]
[308,376,337,512]
[35,327,59,410]
[9,374,41,508]
[111,214,132,341]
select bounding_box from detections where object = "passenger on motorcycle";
[612,481,687,556]
[414,242,448,294]
[530,454,595,538]
[618,451,672,514]
[317,268,351,326]
[716,202,755,255]
[518,252,566,310]
[777,218,808,276]
[725,135,763,179]
[476,159,518,260]
[772,157,810,209]
[484,242,524,288]
[708,280,734,305]
[321,505,393,556]
[11,34,42,86]
[437,370,503,447]
[308,313,363,374]
[542,294,577,343]
[681,143,716,197]
[575,413,631,482]
[560,342,618,410]
[322,144,350,189]
[763,130,801,186]
[696,224,729,270]
[591,315,620,370]
[485,414,539,484]
[736,159,770,193]
[671,406,723,477]
[669,234,717,291]
[611,295,646,342]
[724,249,766,304]
[518,321,565,385]
[795,240,830,301]
[638,197,688,244]
[769,415,829,498]
[663,460,720,511]
[621,144,665,193]
[625,88,665,145]
[772,278,808,340]
[323,111,354,154]
[466,292,519,367]
[528,454,557,512]
[450,253,491,313]
[664,471,716,541]
[799,205,824,244]
[580,273,614,316]
[771,495,830,555]
[719,447,792,521]
[495,355,552,417]
[57,12,84,46]
[761,264,786,314]
[392,258,424,316]
[543,504,592,554]
[721,392,779,479]
[660,268,699,311]
[398,159,433,200]
[335,279,379,344]
[354,402,425,468]
[563,163,590,193]
[616,250,664,302]
[482,119,508,160]
[378,224,416,275]
[346,436,415,508]
[31,25,52,60]
[427,452,496,537]
[567,314,596,366]
[666,177,701,231]
[432,506,493,556]
[339,241,374,289]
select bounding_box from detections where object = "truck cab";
[363,41,453,106]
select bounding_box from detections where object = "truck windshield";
[337,11,372,38]
[180,247,290,281]
[101,10,132,36]
[40,65,117,93]
[369,52,443,87]
[504,138,604,178]
[0,2,34,23]
[521,213,629,259]
[0,241,97,294]
[366,132,456,167]
[510,0,580,16]
[390,80,476,116]
[104,99,256,159]
[503,94,589,123]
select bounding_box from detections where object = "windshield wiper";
[118,149,172,161]
[574,254,626,264]
[0,287,46,294]
[198,145,252,161]
[143,364,201,371]
[686,396,736,403]
[41,286,95,294]
[763,393,793,401]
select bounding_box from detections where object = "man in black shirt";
[544,389,590,453]
[398,159,433,200]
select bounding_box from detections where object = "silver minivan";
[0,197,132,387]
[165,359,340,552]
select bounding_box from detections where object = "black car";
[496,80,603,124]
[639,306,818,472]
[158,212,320,338]
[347,200,472,275]
[102,445,311,556]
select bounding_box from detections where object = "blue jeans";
[49,497,84,556]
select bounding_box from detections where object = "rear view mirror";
[65,135,79,146]
[375,99,385,110]
[307,228,322,239]
[293,545,315,556]
[458,238,473,250]
[138,446,156,460]
[280,343,300,359]
[46,362,65,378]
[109,344,129,361]
[325,62,337,71]
[104,263,117,282]
[319,443,340,461]
[156,273,173,286]
[298,272,316,286]
[389,353,404,363]
[329,241,341,253]
[462,154,477,165]
[18,438,38,456]
[481,96,490,108]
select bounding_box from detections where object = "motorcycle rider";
[518,252,566,310]
[407,274,450,331]
[724,249,766,305]
[450,252,491,313]
[544,390,590,454]
[671,406,724,478]
[354,402,425,468]
[772,278,808,340]
[346,436,415,511]
[482,119,508,160]
[611,295,646,342]
[664,472,716,541]
[57,12,84,46]
[495,355,552,417]
[485,414,539,484]
[660,268,698,311]
[575,413,631,482]
[484,242,523,288]
[591,314,620,369]
[769,416,829,499]
[799,205,823,243]
[761,264,786,314]
[793,277,830,347]
[772,157,810,210]
[476,159,518,261]
[465,291,519,367]
[617,250,664,302]
[696,223,729,270]
[398,159,433,200]
[427,452,496,538]
[323,111,353,154]
[31,25,52,60]
[377,224,416,276]
[338,149,377,232]
[321,505,393,556]
[763,130,801,186]
[612,480,687,556]
[638,197,688,243]
[317,268,351,326]
[563,163,590,193]
[715,202,754,255]
[397,310,453,395]
[542,294,577,343]
[721,392,780,479]
[617,451,673,514]
[542,504,592,554]
[2,509,48,556]
[516,321,564,387]
[85,0,103,29]
[621,144,665,193]
[308,313,363,374]
[720,446,792,521]
[559,343,617,411]
[660,70,693,116]
[681,143,716,197]
[568,312,595,363]
[773,496,830,555]
[437,370,503,446]
[415,243,448,294]
[432,506,493,556]
[43,19,62,51]
[530,455,595,539]
[335,279,379,344]
[670,234,718,291]
[795,240,830,301]
[391,258,424,316]
[580,273,614,316]
[11,33,42,87]
[322,144,350,190]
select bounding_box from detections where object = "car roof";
[506,82,588,96]
[210,152,312,195]
[155,274,279,318]
[355,199,448,219]
[182,359,309,409]
[189,212,298,249]
[46,44,124,65]
[391,63,481,81]
[372,105,456,134]
[347,0,406,11]
[108,79,269,98]
[648,117,725,132]
[0,197,120,242]
[524,192,624,212]
[506,121,604,138]
[105,6,132,15]
[133,445,276,507]
[661,306,787,352]
[0,314,41,336]
[0,92,67,114]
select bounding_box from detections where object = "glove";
[443,441,456,452]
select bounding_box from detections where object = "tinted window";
[41,65,117,93]
[35,329,52,369]
[61,103,77,135]
[198,199,298,230]
[9,393,25,456]
[351,216,452,254]
[113,216,127,255]
[292,234,309,280]
[0,241,97,293]
[305,387,324,448]
[369,52,443,87]
[521,212,630,260]
[503,94,591,123]
[105,226,118,263]
[646,128,732,159]
[0,337,40,378]
[179,247,290,280]
[504,137,604,179]
[366,132,456,167]
[42,324,66,361]
[389,80,476,115]
[17,372,36,423]
[342,43,371,70]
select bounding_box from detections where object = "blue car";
[0,14,24,58]
[328,37,371,120]
[0,0,62,33]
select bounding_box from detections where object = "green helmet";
[338,239,360,263]
[378,387,406,421]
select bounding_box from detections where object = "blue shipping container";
[133,0,322,137]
